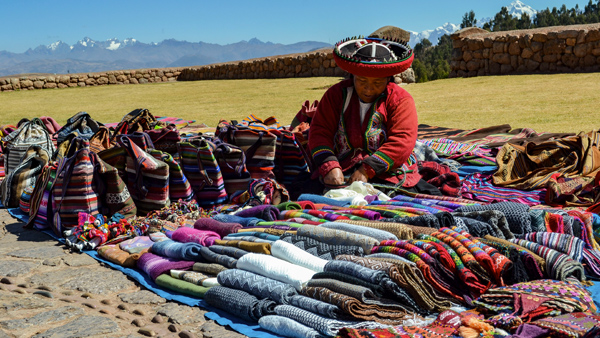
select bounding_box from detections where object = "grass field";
[1,73,599,133]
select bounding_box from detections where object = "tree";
[461,10,478,29]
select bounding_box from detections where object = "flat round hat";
[333,36,414,78]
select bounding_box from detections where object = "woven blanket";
[461,172,546,206]
[271,240,328,272]
[390,213,440,229]
[288,295,349,320]
[199,246,237,268]
[311,271,386,298]
[475,238,528,284]
[217,268,297,304]
[235,204,281,221]
[204,286,277,323]
[365,253,417,266]
[529,312,600,338]
[482,235,546,280]
[280,233,364,260]
[258,315,328,338]
[97,245,148,268]
[208,244,249,258]
[317,222,397,241]
[297,224,379,253]
[149,238,204,261]
[171,227,221,246]
[136,252,195,281]
[192,262,228,276]
[170,270,219,287]
[456,201,532,236]
[452,210,514,239]
[439,227,497,281]
[324,260,387,285]
[509,238,586,281]
[225,231,280,241]
[193,217,242,237]
[336,220,411,240]
[454,216,498,238]
[154,274,210,298]
[221,235,274,243]
[119,235,154,254]
[520,232,585,262]
[274,304,390,336]
[391,195,466,211]
[458,230,513,285]
[431,231,492,284]
[236,253,315,291]
[213,239,271,254]
[212,213,262,227]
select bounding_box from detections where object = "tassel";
[458,326,480,338]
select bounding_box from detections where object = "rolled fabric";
[271,240,328,272]
[455,201,532,237]
[150,238,204,261]
[212,213,262,227]
[324,260,387,285]
[275,201,302,211]
[199,246,237,268]
[217,268,298,304]
[170,269,220,287]
[136,252,195,281]
[193,262,228,275]
[97,245,149,268]
[319,222,397,241]
[274,304,386,337]
[221,235,274,243]
[297,194,351,207]
[311,271,385,298]
[297,224,379,253]
[194,217,242,237]
[171,227,221,246]
[208,245,249,258]
[213,239,272,254]
[296,201,317,210]
[119,236,154,253]
[280,233,364,260]
[155,274,210,298]
[225,232,280,241]
[510,238,586,281]
[235,205,281,221]
[204,286,277,323]
[259,315,327,338]
[288,295,348,320]
[335,220,412,240]
[236,253,315,291]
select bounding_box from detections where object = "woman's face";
[353,75,389,103]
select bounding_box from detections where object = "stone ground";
[0,209,248,338]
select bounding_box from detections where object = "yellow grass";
[1,73,599,133]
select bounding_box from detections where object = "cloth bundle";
[204,286,277,322]
[217,268,298,304]
[509,238,586,281]
[199,246,238,268]
[193,217,243,237]
[171,227,221,246]
[236,253,315,291]
[336,220,412,240]
[455,201,532,236]
[192,262,228,275]
[155,274,210,298]
[297,224,379,253]
[317,222,398,241]
[136,252,195,281]
[271,240,328,272]
[280,233,364,260]
[235,204,281,221]
[452,210,514,239]
[259,315,327,338]
[97,245,149,268]
[149,238,204,261]
[288,295,349,320]
[170,269,219,287]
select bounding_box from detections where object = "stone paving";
[0,209,248,338]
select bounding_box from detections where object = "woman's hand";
[348,166,368,184]
[323,168,345,186]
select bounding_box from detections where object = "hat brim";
[334,52,414,78]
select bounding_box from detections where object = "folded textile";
[324,186,368,206]
[170,269,219,287]
[236,253,315,291]
[271,240,328,272]
[520,232,585,262]
[274,304,388,336]
[258,315,327,338]
[280,233,364,260]
[323,260,387,285]
[224,231,280,241]
[119,236,154,254]
[171,227,221,246]
[454,216,498,238]
[297,193,351,207]
[213,239,271,254]
[529,209,548,233]
[275,201,302,211]
[217,268,297,304]
[235,205,281,221]
[455,201,532,237]
[439,227,497,282]
[364,253,417,266]
[318,222,397,241]
[461,172,546,206]
[199,246,237,268]
[136,252,195,281]
[453,210,514,239]
[221,235,274,243]
[150,238,204,261]
[288,295,349,320]
[155,274,210,298]
[335,220,411,240]
[192,262,228,275]
[529,312,600,338]
[297,224,379,254]
[509,238,586,281]
[97,245,148,268]
[212,213,262,227]
[204,286,277,323]
[390,213,440,229]
[482,235,546,281]
[311,271,386,297]
[193,217,242,237]
[208,244,249,258]
[457,231,513,285]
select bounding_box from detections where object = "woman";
[308,36,421,190]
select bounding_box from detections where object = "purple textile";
[509,324,550,338]
[194,218,243,237]
[136,252,195,281]
[235,205,281,221]
[171,227,221,246]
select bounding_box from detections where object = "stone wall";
[450,23,600,77]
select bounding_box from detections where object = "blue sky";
[0,0,586,53]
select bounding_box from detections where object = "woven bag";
[2,118,55,176]
[89,126,112,153]
[26,163,58,231]
[55,111,103,144]
[0,145,50,208]
[146,124,181,155]
[213,140,251,195]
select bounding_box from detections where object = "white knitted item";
[237,253,316,291]
[324,188,367,206]
[347,181,391,201]
[271,240,328,273]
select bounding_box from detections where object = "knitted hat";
[333,36,414,77]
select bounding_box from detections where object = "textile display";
[288,295,349,320]
[271,240,328,272]
[204,286,277,323]
[236,253,316,291]
[216,268,298,305]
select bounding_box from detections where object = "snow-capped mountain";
[409,0,538,46]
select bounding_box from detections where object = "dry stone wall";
[450,23,600,77]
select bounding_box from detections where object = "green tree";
[461,10,478,28]
[412,35,453,82]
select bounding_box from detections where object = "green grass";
[1,73,599,133]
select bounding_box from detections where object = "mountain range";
[0,0,537,77]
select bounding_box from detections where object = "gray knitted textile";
[509,238,586,281]
[528,209,548,232]
[192,262,228,275]
[323,260,387,285]
[280,233,364,260]
[288,295,349,320]
[296,225,379,254]
[452,210,513,239]
[199,246,237,268]
[365,253,417,266]
[208,245,249,259]
[259,315,328,338]
[217,268,298,304]
[452,217,470,233]
[274,304,386,337]
[311,271,386,297]
[455,201,532,236]
[390,213,439,228]
[204,286,277,323]
[454,216,498,238]
[222,235,274,243]
[318,222,398,241]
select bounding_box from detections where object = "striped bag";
[177,139,227,206]
[89,126,112,154]
[91,153,137,220]
[0,145,51,208]
[213,140,251,195]
[26,163,57,231]
[2,118,56,176]
[98,146,128,183]
[147,149,195,202]
[55,111,103,144]
[146,124,181,155]
[118,136,170,216]
[270,128,310,187]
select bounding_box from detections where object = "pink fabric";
[193,218,242,237]
[171,227,221,246]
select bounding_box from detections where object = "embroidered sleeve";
[308,83,344,173]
